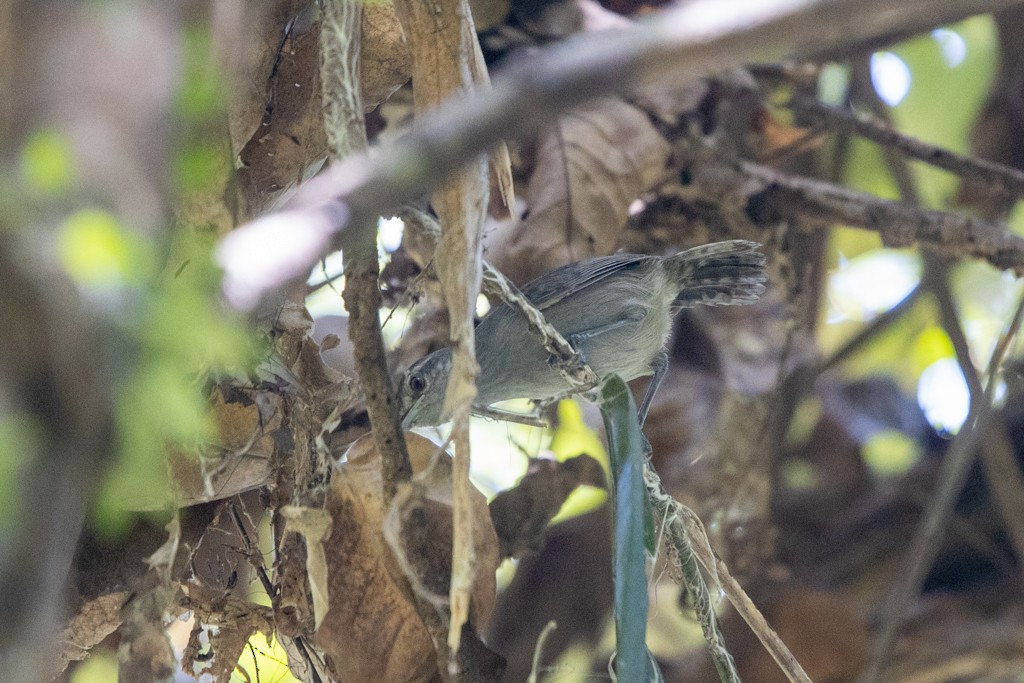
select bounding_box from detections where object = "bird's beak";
[400,399,416,431]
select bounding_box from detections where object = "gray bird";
[399,240,767,429]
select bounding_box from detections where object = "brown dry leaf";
[184,599,274,683]
[361,0,413,110]
[384,452,500,622]
[229,1,410,217]
[165,385,282,507]
[225,0,309,162]
[488,96,671,284]
[489,455,607,559]
[315,432,498,681]
[58,592,127,671]
[232,2,327,218]
[469,0,511,30]
[467,25,516,213]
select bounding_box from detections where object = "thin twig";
[705,547,813,683]
[646,464,814,683]
[854,80,1024,683]
[819,285,923,373]
[982,410,1024,568]
[526,621,558,683]
[858,407,994,683]
[978,293,1024,566]
[321,0,414,505]
[645,466,740,683]
[790,94,1024,200]
[402,207,599,390]
[733,158,1024,272]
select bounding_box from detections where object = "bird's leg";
[637,349,669,427]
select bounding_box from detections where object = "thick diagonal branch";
[221,0,1024,312]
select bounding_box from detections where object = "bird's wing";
[520,254,652,310]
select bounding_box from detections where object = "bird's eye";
[407,374,427,394]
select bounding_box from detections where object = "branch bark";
[221,0,1024,311]
[321,0,413,506]
[791,94,1024,200]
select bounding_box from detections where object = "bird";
[399,240,767,429]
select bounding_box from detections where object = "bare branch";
[222,0,1024,310]
[790,95,1024,200]
[737,160,1024,272]
[322,0,414,504]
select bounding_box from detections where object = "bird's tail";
[664,240,767,309]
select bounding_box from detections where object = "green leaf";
[599,374,656,683]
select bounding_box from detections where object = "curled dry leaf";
[180,492,263,598]
[57,592,127,673]
[280,505,333,631]
[488,96,671,284]
[231,0,411,217]
[361,0,413,110]
[384,452,499,618]
[117,582,176,683]
[752,107,821,159]
[234,2,327,218]
[183,599,275,683]
[489,455,607,559]
[165,385,282,508]
[314,433,499,681]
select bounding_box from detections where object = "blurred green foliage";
[20,129,75,196]
[92,229,255,534]
[548,400,610,523]
[85,21,254,534]
[0,414,42,535]
[70,653,118,683]
[59,209,151,287]
[821,15,1016,466]
[863,429,922,476]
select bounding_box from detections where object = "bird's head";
[398,347,454,429]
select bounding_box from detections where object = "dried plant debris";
[489,455,606,559]
[313,433,499,681]
[487,97,670,283]
[232,0,410,217]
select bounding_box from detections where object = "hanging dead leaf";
[57,592,127,672]
[183,599,275,683]
[487,97,670,284]
[395,0,508,650]
[164,385,282,508]
[234,2,326,218]
[361,0,413,110]
[384,452,500,619]
[314,433,499,681]
[489,455,607,559]
[280,505,333,630]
